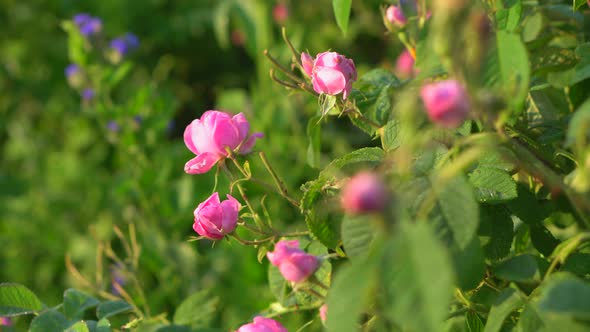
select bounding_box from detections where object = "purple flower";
[107,120,120,132]
[65,64,80,78]
[110,33,140,57]
[133,115,143,124]
[73,13,102,36]
[81,88,95,101]
[110,264,126,295]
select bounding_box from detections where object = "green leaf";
[468,167,517,203]
[537,273,590,319]
[332,0,352,34]
[566,98,590,149]
[96,300,133,320]
[384,223,454,332]
[320,147,384,178]
[63,289,100,320]
[465,311,484,332]
[380,120,401,151]
[496,30,530,113]
[430,175,479,249]
[478,205,514,261]
[305,213,339,249]
[452,236,486,291]
[67,321,90,332]
[493,254,549,283]
[495,0,522,32]
[350,69,399,134]
[29,309,70,332]
[341,215,377,261]
[213,0,232,49]
[326,255,377,332]
[483,288,524,332]
[295,241,331,306]
[515,305,544,332]
[574,0,587,10]
[0,283,43,317]
[562,253,590,278]
[173,290,218,328]
[529,224,560,257]
[507,184,551,224]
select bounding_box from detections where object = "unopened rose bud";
[303,51,357,99]
[272,4,289,24]
[301,52,314,76]
[340,172,389,214]
[386,5,407,27]
[395,50,416,79]
[193,193,241,240]
[236,316,287,332]
[420,80,470,128]
[267,240,319,283]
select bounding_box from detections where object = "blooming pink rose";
[193,192,241,240]
[301,51,357,99]
[386,5,407,27]
[420,80,470,128]
[184,110,263,174]
[395,50,415,79]
[319,304,328,324]
[340,172,388,215]
[267,240,319,283]
[236,316,287,332]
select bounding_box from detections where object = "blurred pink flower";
[395,50,416,79]
[184,110,263,174]
[386,5,407,27]
[236,316,287,332]
[301,51,357,99]
[420,80,470,128]
[319,304,328,324]
[272,4,289,24]
[193,193,241,240]
[340,172,388,215]
[0,317,11,326]
[267,240,319,283]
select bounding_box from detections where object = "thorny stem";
[282,27,301,65]
[270,68,301,90]
[259,152,300,208]
[232,233,275,246]
[346,108,382,129]
[264,49,306,85]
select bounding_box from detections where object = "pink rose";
[395,50,415,79]
[0,317,11,326]
[319,304,328,324]
[236,316,287,332]
[420,80,470,128]
[267,240,319,283]
[340,172,388,215]
[386,5,407,27]
[184,110,263,174]
[193,193,241,240]
[301,51,357,100]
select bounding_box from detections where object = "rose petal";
[184,152,220,174]
[239,132,263,154]
[183,120,200,155]
[313,67,346,96]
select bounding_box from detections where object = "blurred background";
[0,0,402,330]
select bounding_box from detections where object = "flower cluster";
[73,13,102,37]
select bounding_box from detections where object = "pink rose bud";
[267,240,319,283]
[420,80,470,128]
[386,5,407,27]
[272,4,289,24]
[319,304,328,324]
[301,52,314,77]
[307,51,357,99]
[184,110,263,174]
[340,172,388,215]
[236,316,288,332]
[193,192,241,240]
[395,50,415,79]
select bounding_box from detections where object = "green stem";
[264,49,305,85]
[282,27,301,65]
[259,152,300,208]
[231,233,275,246]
